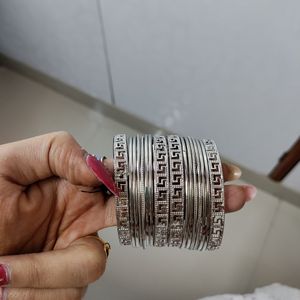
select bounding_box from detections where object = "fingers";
[58,183,256,249]
[0,131,100,186]
[224,184,257,213]
[0,131,245,188]
[3,287,85,300]
[0,235,107,289]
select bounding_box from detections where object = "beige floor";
[0,67,300,300]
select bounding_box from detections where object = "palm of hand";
[0,177,114,255]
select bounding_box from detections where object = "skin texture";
[0,132,256,299]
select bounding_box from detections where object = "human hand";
[0,132,116,299]
[0,132,255,299]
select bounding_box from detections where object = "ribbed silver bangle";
[180,136,190,249]
[190,137,200,250]
[113,134,225,251]
[128,136,136,246]
[194,138,206,250]
[138,135,146,248]
[144,134,154,246]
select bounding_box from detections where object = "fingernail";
[0,264,10,287]
[244,185,257,201]
[227,163,242,181]
[85,154,119,197]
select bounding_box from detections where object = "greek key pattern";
[202,139,225,250]
[167,135,185,247]
[113,134,131,245]
[153,136,169,247]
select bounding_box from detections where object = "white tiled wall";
[0,0,111,102]
[100,0,300,178]
[1,0,299,192]
[1,68,299,300]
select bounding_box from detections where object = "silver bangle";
[167,135,184,247]
[180,136,190,249]
[113,134,225,251]
[113,134,131,245]
[183,136,195,250]
[128,136,137,246]
[202,139,225,250]
[190,137,201,250]
[153,136,169,247]
[198,139,210,250]
[138,135,146,248]
[148,134,154,246]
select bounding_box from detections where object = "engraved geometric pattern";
[202,139,225,250]
[167,135,184,247]
[153,136,169,247]
[113,134,225,251]
[113,134,131,245]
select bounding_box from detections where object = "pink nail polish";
[0,264,10,287]
[86,154,119,197]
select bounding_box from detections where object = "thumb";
[0,131,100,186]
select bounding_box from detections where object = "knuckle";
[53,131,74,143]
[26,257,42,287]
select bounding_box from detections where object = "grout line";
[246,199,282,292]
[96,0,116,105]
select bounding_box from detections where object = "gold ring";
[88,235,111,258]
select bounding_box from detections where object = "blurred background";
[0,1,299,299]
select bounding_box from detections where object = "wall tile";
[101,0,300,181]
[0,0,111,103]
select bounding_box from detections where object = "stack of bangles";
[113,134,225,251]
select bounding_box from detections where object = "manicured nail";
[226,163,242,181]
[85,154,119,197]
[244,185,257,201]
[0,264,10,287]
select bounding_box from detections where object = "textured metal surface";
[114,134,225,250]
[113,134,131,245]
